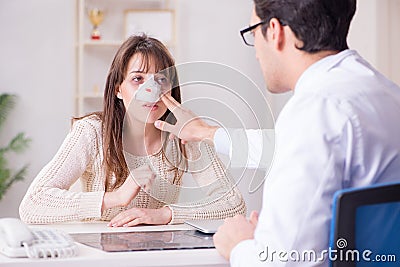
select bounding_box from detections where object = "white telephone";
[0,218,78,259]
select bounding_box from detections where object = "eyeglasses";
[240,21,266,46]
[240,19,287,46]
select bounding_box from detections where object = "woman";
[19,35,246,226]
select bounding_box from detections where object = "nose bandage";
[134,75,162,103]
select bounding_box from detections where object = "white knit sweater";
[19,116,246,224]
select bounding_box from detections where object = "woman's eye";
[132,76,143,83]
[156,77,168,85]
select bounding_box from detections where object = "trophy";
[88,9,104,40]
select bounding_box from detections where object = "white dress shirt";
[227,50,400,266]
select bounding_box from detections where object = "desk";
[0,222,229,267]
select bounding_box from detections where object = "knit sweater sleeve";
[168,142,247,224]
[19,118,104,224]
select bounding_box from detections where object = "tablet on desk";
[71,230,214,252]
[184,219,224,234]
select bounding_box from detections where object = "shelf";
[82,40,123,47]
[78,93,103,99]
[76,40,175,48]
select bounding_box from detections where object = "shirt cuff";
[231,240,246,266]
[230,239,261,267]
[214,128,232,157]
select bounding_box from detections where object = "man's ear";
[115,85,123,99]
[268,18,285,51]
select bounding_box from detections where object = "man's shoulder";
[298,50,397,98]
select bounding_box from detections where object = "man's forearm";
[214,128,275,169]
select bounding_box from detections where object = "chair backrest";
[330,183,400,267]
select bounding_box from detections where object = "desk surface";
[0,222,229,267]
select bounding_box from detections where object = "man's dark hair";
[254,0,357,53]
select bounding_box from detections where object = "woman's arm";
[107,140,246,227]
[19,118,104,224]
[101,164,156,211]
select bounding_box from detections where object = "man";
[155,0,400,265]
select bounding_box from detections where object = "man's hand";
[154,94,219,144]
[214,211,259,260]
[107,207,172,227]
[102,165,155,211]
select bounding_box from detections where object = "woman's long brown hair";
[75,34,184,191]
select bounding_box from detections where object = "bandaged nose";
[134,75,162,102]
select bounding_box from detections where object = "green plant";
[0,94,31,201]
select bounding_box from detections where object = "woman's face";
[117,54,172,124]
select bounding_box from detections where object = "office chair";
[329,183,400,267]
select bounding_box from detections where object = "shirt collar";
[294,49,358,93]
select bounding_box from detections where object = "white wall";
[0,0,399,218]
[348,0,400,84]
[387,0,400,85]
[0,0,75,217]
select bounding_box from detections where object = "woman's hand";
[116,164,155,206]
[102,165,156,211]
[107,207,172,227]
